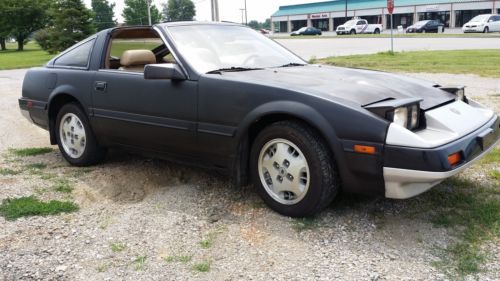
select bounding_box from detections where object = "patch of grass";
[192,262,210,272]
[0,168,20,176]
[40,173,57,180]
[413,176,500,276]
[0,196,78,220]
[164,255,192,263]
[109,242,126,253]
[0,42,55,70]
[96,263,108,273]
[479,147,499,165]
[52,179,73,193]
[317,50,500,78]
[9,147,53,157]
[199,238,213,249]
[25,163,47,170]
[133,255,147,271]
[292,217,320,232]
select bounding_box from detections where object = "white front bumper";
[384,138,498,199]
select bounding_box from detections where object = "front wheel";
[55,103,106,166]
[374,29,380,34]
[250,121,339,217]
[484,27,489,33]
[350,29,356,35]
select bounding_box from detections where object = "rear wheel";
[484,27,489,33]
[250,121,339,217]
[374,29,380,34]
[55,103,106,166]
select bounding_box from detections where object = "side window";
[357,21,364,25]
[54,39,95,68]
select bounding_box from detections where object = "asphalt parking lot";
[276,37,500,59]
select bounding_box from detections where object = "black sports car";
[406,20,445,33]
[20,22,499,217]
[291,26,322,36]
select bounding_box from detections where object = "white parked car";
[336,18,383,35]
[462,14,500,33]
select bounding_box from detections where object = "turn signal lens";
[354,145,376,155]
[448,152,462,166]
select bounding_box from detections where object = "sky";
[83,0,321,23]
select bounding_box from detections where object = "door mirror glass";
[144,64,186,80]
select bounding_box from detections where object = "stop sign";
[387,0,394,14]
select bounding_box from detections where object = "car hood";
[465,21,484,25]
[220,65,455,110]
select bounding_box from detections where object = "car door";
[492,16,500,31]
[356,20,366,33]
[90,37,198,157]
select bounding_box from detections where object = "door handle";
[94,81,107,92]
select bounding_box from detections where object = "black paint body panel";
[18,23,474,197]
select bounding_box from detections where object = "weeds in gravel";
[164,255,192,263]
[133,255,147,271]
[0,196,79,220]
[192,262,210,272]
[9,147,53,157]
[199,226,226,249]
[110,243,126,253]
[479,147,499,164]
[418,176,500,276]
[25,163,47,170]
[96,263,109,273]
[0,168,20,176]
[292,217,320,232]
[51,179,73,193]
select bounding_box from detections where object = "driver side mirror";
[144,63,186,80]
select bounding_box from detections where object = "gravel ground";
[0,69,499,281]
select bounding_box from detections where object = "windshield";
[470,15,489,22]
[166,24,305,73]
[344,20,357,26]
[297,27,308,32]
[414,20,429,27]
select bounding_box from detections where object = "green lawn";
[317,49,500,78]
[0,42,55,70]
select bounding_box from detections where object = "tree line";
[0,0,196,53]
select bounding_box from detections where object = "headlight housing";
[364,98,423,131]
[386,103,420,130]
[439,86,467,102]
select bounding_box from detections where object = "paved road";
[277,37,500,59]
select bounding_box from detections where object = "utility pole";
[211,0,219,22]
[244,0,247,25]
[240,9,245,24]
[345,0,347,21]
[146,0,152,25]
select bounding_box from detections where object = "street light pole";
[211,0,219,21]
[240,8,245,24]
[146,0,152,25]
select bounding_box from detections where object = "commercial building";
[271,0,500,32]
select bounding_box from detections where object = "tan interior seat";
[118,49,156,72]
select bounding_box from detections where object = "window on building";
[54,39,95,68]
[312,19,329,31]
[418,11,450,27]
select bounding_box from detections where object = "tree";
[0,0,50,51]
[248,20,259,29]
[40,0,95,53]
[162,0,195,22]
[92,0,116,31]
[123,0,161,26]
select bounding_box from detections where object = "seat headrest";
[120,50,156,67]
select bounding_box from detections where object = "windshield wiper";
[278,63,307,68]
[206,67,262,74]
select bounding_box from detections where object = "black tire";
[374,29,380,34]
[350,29,356,35]
[250,121,340,217]
[55,102,106,166]
[484,27,489,33]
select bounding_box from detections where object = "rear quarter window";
[54,39,95,68]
